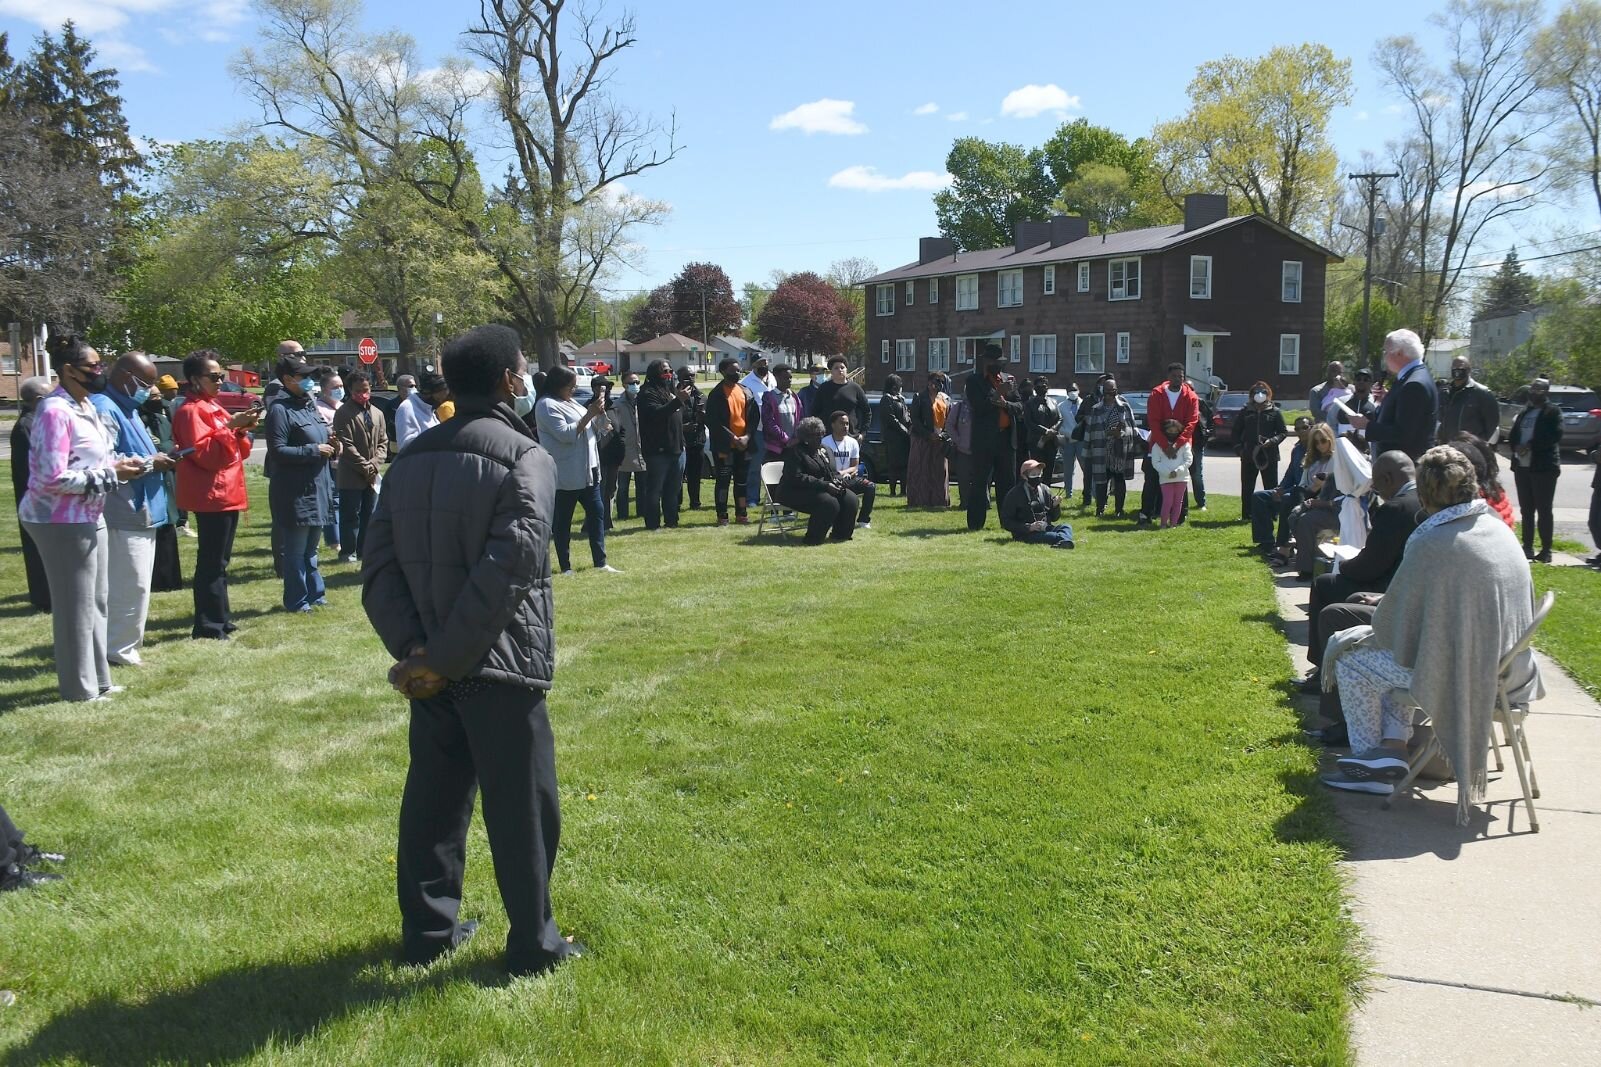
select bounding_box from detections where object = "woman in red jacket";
[172,350,263,640]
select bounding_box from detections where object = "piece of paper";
[1330,396,1358,421]
[1135,428,1151,442]
[1317,542,1361,562]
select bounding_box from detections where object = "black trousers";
[682,443,705,509]
[398,682,567,973]
[842,477,876,523]
[1190,441,1207,506]
[1307,578,1378,666]
[151,522,185,593]
[777,487,859,544]
[17,519,51,612]
[1240,457,1279,520]
[0,802,22,869]
[714,449,749,519]
[965,448,1016,530]
[1028,444,1057,485]
[1093,474,1128,514]
[1513,467,1559,554]
[191,511,239,640]
[1590,477,1601,554]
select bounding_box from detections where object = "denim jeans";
[641,452,684,530]
[1250,488,1301,549]
[553,481,607,571]
[338,486,377,560]
[324,488,341,549]
[278,523,325,611]
[1056,440,1080,498]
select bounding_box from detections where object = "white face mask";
[814,373,827,386]
[1252,391,1267,404]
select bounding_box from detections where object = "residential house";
[1425,337,1471,381]
[574,338,632,372]
[1470,307,1548,366]
[630,332,709,374]
[861,194,1338,396]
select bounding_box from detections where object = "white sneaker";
[178,525,197,538]
[1321,773,1394,796]
[856,521,871,529]
[345,554,359,564]
[560,569,575,577]
[597,565,622,574]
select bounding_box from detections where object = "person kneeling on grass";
[1000,460,1074,548]
[1321,446,1542,819]
[776,416,860,544]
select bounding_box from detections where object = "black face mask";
[1452,368,1469,381]
[75,365,107,392]
[1027,475,1043,486]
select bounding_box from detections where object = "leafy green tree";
[933,138,1054,251]
[1324,292,1404,366]
[1053,163,1135,239]
[1041,119,1175,228]
[1476,248,1541,320]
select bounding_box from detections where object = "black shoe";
[509,938,587,979]
[402,919,480,967]
[1,864,63,892]
[1534,549,1553,564]
[1298,673,1322,695]
[1113,509,1126,518]
[14,843,65,866]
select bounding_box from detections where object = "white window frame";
[1043,264,1056,295]
[955,274,979,311]
[997,269,1023,308]
[1189,255,1212,300]
[1108,258,1141,301]
[1075,333,1106,374]
[1028,334,1057,373]
[1282,261,1303,303]
[1009,334,1021,363]
[1077,262,1090,292]
[957,336,988,365]
[894,338,916,372]
[905,280,915,307]
[928,277,939,304]
[1279,334,1301,376]
[880,338,891,364]
[928,337,951,372]
[1116,332,1131,365]
[876,283,894,316]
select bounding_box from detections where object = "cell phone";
[172,446,196,459]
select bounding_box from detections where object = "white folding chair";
[1383,591,1553,831]
[754,461,794,539]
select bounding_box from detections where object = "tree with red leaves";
[625,262,742,343]
[754,272,853,358]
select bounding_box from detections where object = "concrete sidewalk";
[1272,571,1601,1065]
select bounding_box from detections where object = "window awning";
[1184,324,1233,337]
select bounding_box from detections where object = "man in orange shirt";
[705,357,760,525]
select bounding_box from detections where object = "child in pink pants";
[1149,418,1192,528]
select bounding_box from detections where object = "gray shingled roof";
[862,215,1341,286]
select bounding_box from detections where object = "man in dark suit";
[1300,452,1422,697]
[964,347,1024,530]
[1347,329,1437,460]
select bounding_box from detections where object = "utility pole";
[591,307,598,344]
[1348,171,1398,366]
[700,290,708,348]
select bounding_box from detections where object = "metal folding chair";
[1383,591,1553,831]
[754,461,794,539]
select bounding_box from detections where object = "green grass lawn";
[0,463,1361,1065]
[1533,565,1601,697]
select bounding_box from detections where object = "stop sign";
[357,336,379,364]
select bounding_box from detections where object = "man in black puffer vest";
[362,324,584,978]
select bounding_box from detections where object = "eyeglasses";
[202,372,226,383]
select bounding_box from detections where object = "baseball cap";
[275,353,325,380]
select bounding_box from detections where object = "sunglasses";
[201,372,227,383]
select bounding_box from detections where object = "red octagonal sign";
[357,336,379,364]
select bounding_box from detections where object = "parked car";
[212,381,261,415]
[369,389,400,444]
[1207,391,1252,450]
[1498,385,1601,453]
[1123,392,1149,430]
[577,359,612,375]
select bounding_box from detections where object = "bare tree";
[1533,0,1601,220]
[1376,0,1553,344]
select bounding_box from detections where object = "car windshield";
[1552,391,1600,413]
[1217,393,1248,410]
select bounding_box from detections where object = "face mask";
[1027,475,1043,486]
[327,388,345,404]
[127,381,153,406]
[625,383,639,397]
[814,374,827,386]
[513,373,537,417]
[77,365,107,392]
[1453,368,1469,381]
[1252,392,1267,404]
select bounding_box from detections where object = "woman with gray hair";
[1322,446,1541,822]
[776,415,860,544]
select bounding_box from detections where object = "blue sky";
[0,0,1580,313]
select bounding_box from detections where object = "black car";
[1207,391,1251,450]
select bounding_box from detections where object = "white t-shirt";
[824,432,859,474]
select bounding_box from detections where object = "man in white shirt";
[741,355,775,500]
[823,411,876,528]
[395,370,448,450]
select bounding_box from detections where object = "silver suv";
[1498,385,1601,453]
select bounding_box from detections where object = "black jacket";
[362,402,557,689]
[265,393,335,526]
[778,441,842,498]
[910,391,944,439]
[636,381,684,456]
[1233,405,1288,454]
[1338,485,1425,590]
[680,383,706,447]
[1024,394,1062,452]
[881,392,911,443]
[704,380,760,454]
[1509,403,1564,473]
[1438,379,1500,443]
[1368,364,1439,460]
[999,480,1061,538]
[1331,393,1378,436]
[9,411,34,508]
[811,380,870,435]
[965,372,1023,453]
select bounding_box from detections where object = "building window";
[997,269,1023,308]
[1075,333,1106,374]
[957,336,989,364]
[1279,334,1301,376]
[1282,261,1303,303]
[905,280,915,306]
[929,277,939,303]
[1116,332,1131,365]
[928,337,951,372]
[1043,264,1056,295]
[876,284,894,316]
[881,338,891,364]
[1028,335,1057,373]
[956,274,979,311]
[1109,258,1141,300]
[1009,334,1021,362]
[1077,262,1090,292]
[1190,255,1212,299]
[895,338,916,372]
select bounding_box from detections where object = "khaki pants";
[107,526,157,663]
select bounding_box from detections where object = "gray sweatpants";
[22,520,111,702]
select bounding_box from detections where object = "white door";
[1186,334,1213,385]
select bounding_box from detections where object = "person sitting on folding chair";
[1321,447,1542,821]
[776,417,860,545]
[822,412,876,531]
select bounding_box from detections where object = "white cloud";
[418,65,497,98]
[1384,103,1406,115]
[827,165,953,192]
[1355,110,1371,122]
[97,37,158,73]
[1000,83,1081,119]
[770,98,868,136]
[0,0,250,72]
[913,102,939,116]
[946,111,969,122]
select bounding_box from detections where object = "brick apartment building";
[861,194,1339,395]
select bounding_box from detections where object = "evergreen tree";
[1475,248,1540,320]
[16,22,143,197]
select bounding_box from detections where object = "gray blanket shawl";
[1373,506,1542,823]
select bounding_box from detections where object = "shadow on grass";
[0,684,65,716]
[0,597,47,620]
[1,939,505,1066]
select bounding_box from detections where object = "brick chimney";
[918,237,956,264]
[1183,193,1229,232]
[1049,214,1089,247]
[1014,220,1051,254]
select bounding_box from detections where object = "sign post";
[357,337,379,365]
